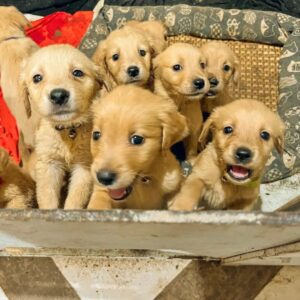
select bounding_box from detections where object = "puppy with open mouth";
[87,85,189,210]
[200,41,240,115]
[20,44,103,209]
[169,100,285,211]
[153,43,209,158]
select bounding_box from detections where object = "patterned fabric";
[0,12,93,163]
[79,4,300,183]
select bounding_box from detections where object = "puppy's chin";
[187,93,206,101]
[49,111,78,123]
[124,77,148,86]
[176,90,206,100]
[224,164,254,186]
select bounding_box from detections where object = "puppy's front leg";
[184,102,203,159]
[88,186,112,210]
[64,165,93,209]
[36,160,65,209]
[169,175,205,211]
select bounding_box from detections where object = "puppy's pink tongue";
[231,166,249,179]
[108,188,127,200]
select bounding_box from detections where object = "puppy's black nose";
[193,78,205,90]
[209,77,219,87]
[127,66,139,77]
[50,88,70,106]
[97,170,117,186]
[235,147,252,164]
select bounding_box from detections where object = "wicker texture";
[167,36,281,111]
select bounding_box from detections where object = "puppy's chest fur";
[203,180,259,210]
[36,119,92,168]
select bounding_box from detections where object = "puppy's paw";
[87,200,113,210]
[0,148,9,174]
[168,197,196,211]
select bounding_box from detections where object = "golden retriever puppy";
[88,85,189,210]
[169,100,284,211]
[200,41,240,114]
[92,20,167,91]
[0,6,39,149]
[153,43,209,158]
[0,147,35,208]
[20,45,103,209]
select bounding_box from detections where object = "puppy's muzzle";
[235,147,252,164]
[50,88,70,106]
[127,66,140,78]
[209,77,219,87]
[193,78,205,90]
[96,169,133,201]
[96,169,117,186]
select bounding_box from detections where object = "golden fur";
[0,6,39,150]
[153,43,209,158]
[20,45,103,209]
[92,20,167,91]
[0,147,35,208]
[200,41,240,113]
[88,85,189,210]
[169,100,284,211]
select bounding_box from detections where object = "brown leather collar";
[54,123,82,139]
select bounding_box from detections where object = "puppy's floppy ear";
[93,64,108,93]
[160,103,189,151]
[152,53,162,75]
[92,40,107,76]
[198,109,220,149]
[232,52,240,85]
[9,6,31,29]
[92,40,115,92]
[19,68,31,119]
[274,119,285,155]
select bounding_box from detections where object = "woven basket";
[80,4,300,182]
[168,36,281,112]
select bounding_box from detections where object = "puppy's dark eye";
[260,131,270,141]
[139,49,146,57]
[223,126,233,134]
[172,64,182,71]
[200,62,206,69]
[72,69,84,77]
[112,54,119,61]
[223,64,231,72]
[33,74,43,84]
[130,135,144,145]
[92,131,101,141]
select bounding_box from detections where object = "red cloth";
[27,11,93,47]
[0,12,93,162]
[0,91,19,161]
